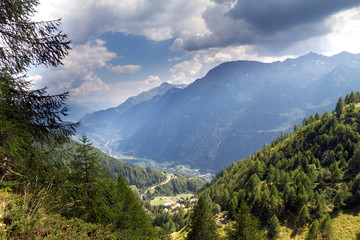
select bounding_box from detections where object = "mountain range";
[79,52,360,172]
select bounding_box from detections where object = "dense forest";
[152,173,207,196]
[192,92,360,239]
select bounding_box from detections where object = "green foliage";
[335,96,344,117]
[298,204,311,227]
[268,214,280,239]
[0,188,115,239]
[349,144,360,173]
[319,214,333,240]
[60,139,167,190]
[0,1,159,238]
[70,134,102,184]
[149,203,189,237]
[0,0,70,74]
[153,174,206,196]
[226,201,262,240]
[0,0,76,186]
[186,195,219,240]
[306,219,320,240]
[58,137,156,238]
[200,93,360,236]
[213,203,221,214]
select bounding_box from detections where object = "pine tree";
[335,96,344,117]
[319,214,333,240]
[306,219,320,240]
[186,195,218,240]
[70,134,101,184]
[228,195,238,219]
[226,201,262,240]
[112,174,157,239]
[0,0,70,74]
[349,144,360,173]
[298,204,310,227]
[0,0,77,181]
[268,214,280,239]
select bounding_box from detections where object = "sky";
[29,0,360,111]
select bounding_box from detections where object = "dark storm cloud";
[174,0,360,52]
[229,0,360,34]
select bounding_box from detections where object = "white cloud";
[72,72,110,97]
[63,39,116,75]
[169,72,188,85]
[35,0,210,44]
[145,75,161,85]
[323,7,360,55]
[31,39,117,100]
[203,52,232,63]
[168,57,181,62]
[26,75,43,89]
[170,56,203,76]
[107,64,141,74]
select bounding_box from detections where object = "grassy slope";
[0,189,116,239]
[170,209,360,240]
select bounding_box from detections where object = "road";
[146,174,176,193]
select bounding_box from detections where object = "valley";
[118,154,215,181]
[80,52,360,173]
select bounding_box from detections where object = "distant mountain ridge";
[80,52,360,172]
[78,82,187,149]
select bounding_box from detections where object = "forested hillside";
[196,92,360,239]
[153,173,206,196]
[59,140,167,191]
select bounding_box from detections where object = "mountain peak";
[299,52,327,61]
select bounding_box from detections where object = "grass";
[0,187,116,239]
[277,226,307,240]
[170,206,360,240]
[171,226,188,240]
[266,209,360,240]
[332,208,360,240]
[266,208,360,240]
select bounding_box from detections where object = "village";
[153,196,198,214]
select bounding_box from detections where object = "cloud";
[170,56,203,76]
[26,75,43,89]
[30,37,167,109]
[145,75,161,85]
[62,39,116,75]
[173,0,360,52]
[228,0,359,34]
[36,0,210,45]
[35,0,360,55]
[71,72,110,97]
[107,64,141,74]
[30,39,118,106]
